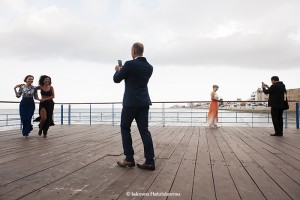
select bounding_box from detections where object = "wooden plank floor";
[0,125,300,200]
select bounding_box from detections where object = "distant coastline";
[170,103,271,113]
[219,108,270,113]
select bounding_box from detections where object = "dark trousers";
[19,98,35,136]
[271,107,284,134]
[120,106,155,165]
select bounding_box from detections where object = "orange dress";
[207,92,219,126]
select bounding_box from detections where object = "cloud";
[0,4,125,61]
[0,0,26,18]
[0,0,299,69]
[149,27,300,68]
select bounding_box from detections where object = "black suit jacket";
[263,81,286,108]
[113,57,153,107]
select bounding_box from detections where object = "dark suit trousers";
[271,107,284,134]
[120,106,155,165]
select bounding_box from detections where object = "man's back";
[264,81,286,108]
[113,57,153,107]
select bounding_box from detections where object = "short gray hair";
[132,42,144,55]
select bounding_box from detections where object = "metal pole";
[61,104,63,125]
[90,104,92,125]
[191,102,193,126]
[252,112,253,127]
[296,102,299,129]
[284,110,288,128]
[68,104,71,125]
[112,103,114,126]
[162,103,165,127]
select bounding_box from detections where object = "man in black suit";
[113,42,155,170]
[262,76,286,136]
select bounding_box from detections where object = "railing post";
[284,110,288,128]
[61,104,63,125]
[252,112,254,127]
[6,114,8,126]
[112,103,115,126]
[296,102,299,129]
[90,104,92,125]
[162,103,165,127]
[68,104,71,125]
[190,102,193,126]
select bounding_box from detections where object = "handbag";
[283,91,289,110]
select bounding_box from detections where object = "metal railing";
[0,100,299,131]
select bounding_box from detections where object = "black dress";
[34,88,55,132]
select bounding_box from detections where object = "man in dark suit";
[262,76,286,136]
[113,42,155,170]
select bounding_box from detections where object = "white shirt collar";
[134,56,143,59]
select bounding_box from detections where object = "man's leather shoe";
[117,160,135,168]
[137,163,155,171]
[270,133,283,136]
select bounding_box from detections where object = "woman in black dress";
[35,75,55,138]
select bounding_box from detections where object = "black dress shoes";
[137,163,155,171]
[270,133,283,136]
[117,160,135,168]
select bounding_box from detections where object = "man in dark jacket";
[113,42,155,170]
[262,76,286,136]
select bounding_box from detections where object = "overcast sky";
[1,0,299,105]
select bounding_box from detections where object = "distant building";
[253,88,269,101]
[249,88,268,102]
[286,88,300,111]
[250,92,256,101]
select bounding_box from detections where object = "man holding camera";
[113,42,155,170]
[262,76,286,136]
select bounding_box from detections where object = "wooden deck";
[0,125,300,200]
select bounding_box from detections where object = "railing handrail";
[1,100,299,130]
[1,100,299,104]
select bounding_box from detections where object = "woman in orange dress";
[207,85,219,128]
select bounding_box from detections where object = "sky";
[0,0,300,105]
